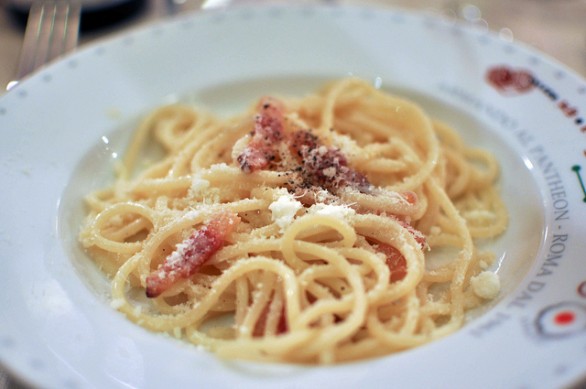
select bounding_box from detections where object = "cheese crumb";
[209,162,232,173]
[470,271,500,300]
[269,192,303,232]
[308,203,356,220]
[322,167,337,178]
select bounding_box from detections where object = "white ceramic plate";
[1,4,586,388]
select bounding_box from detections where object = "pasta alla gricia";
[79,78,508,364]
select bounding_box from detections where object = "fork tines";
[15,0,81,81]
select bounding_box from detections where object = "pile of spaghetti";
[79,78,508,363]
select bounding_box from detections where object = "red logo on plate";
[486,65,534,95]
[535,302,586,338]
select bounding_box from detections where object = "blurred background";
[0,0,585,94]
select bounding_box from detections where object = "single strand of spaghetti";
[360,158,410,173]
[341,112,406,142]
[419,301,454,317]
[353,214,425,298]
[366,306,434,349]
[114,256,301,332]
[303,279,337,305]
[87,202,155,254]
[191,121,252,169]
[116,158,176,197]
[354,97,440,192]
[198,165,291,188]
[427,179,474,326]
[119,108,164,180]
[337,247,390,303]
[182,320,316,361]
[340,189,420,217]
[465,148,499,188]
[234,276,249,329]
[150,105,204,150]
[212,329,316,361]
[442,147,471,198]
[168,121,224,176]
[316,78,365,139]
[294,293,354,328]
[288,244,367,354]
[422,266,457,283]
[264,280,285,336]
[196,257,303,329]
[396,292,422,335]
[334,338,390,362]
[297,264,347,296]
[102,216,152,243]
[238,270,277,337]
[124,176,192,197]
[459,188,508,238]
[83,188,115,213]
[281,215,356,270]
[206,238,282,266]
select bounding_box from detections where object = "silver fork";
[7,0,81,90]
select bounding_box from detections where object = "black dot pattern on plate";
[43,74,52,83]
[68,59,78,69]
[17,89,27,98]
[95,46,106,56]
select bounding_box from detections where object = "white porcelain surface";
[1,5,586,388]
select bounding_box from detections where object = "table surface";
[1,0,585,387]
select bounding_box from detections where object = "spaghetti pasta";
[79,78,508,364]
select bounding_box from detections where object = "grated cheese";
[308,202,356,221]
[470,271,500,300]
[191,176,210,194]
[269,192,303,232]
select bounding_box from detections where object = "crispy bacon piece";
[291,129,371,194]
[145,212,240,298]
[371,221,426,283]
[236,96,372,195]
[376,243,408,283]
[237,97,286,173]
